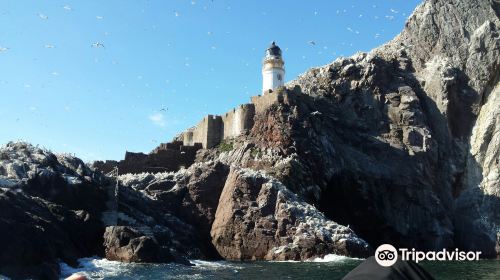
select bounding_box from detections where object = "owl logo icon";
[375,244,398,267]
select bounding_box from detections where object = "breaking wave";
[60,258,243,279]
[189,259,243,270]
[59,257,127,279]
[308,254,363,263]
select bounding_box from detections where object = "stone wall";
[186,115,224,149]
[182,104,255,149]
[251,88,291,114]
[221,104,255,139]
[180,88,295,149]
[93,141,202,175]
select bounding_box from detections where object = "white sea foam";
[270,254,359,263]
[269,259,300,263]
[59,257,126,279]
[308,254,362,263]
[189,260,243,270]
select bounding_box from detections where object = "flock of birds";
[0,2,409,56]
[1,2,412,152]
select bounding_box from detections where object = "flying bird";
[38,13,48,20]
[91,42,105,48]
[45,44,55,49]
[308,41,316,46]
[0,47,9,52]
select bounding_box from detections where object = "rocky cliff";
[0,142,107,279]
[109,0,500,261]
[1,0,499,278]
[282,0,500,256]
[197,0,499,257]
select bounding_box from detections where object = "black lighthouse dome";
[265,41,282,57]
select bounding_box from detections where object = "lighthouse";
[262,41,285,94]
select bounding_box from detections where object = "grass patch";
[250,147,262,158]
[218,140,234,153]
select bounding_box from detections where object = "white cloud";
[149,113,165,127]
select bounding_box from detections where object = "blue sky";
[0,0,421,161]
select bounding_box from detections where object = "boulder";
[103,226,173,263]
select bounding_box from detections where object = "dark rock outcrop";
[103,226,174,263]
[0,142,217,278]
[108,183,216,261]
[0,142,108,279]
[117,160,231,259]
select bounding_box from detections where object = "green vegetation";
[218,140,234,153]
[250,147,262,158]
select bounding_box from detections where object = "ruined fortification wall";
[206,115,223,148]
[180,89,296,149]
[221,104,255,139]
[251,89,290,114]
[183,130,194,146]
[93,141,202,175]
[186,115,223,149]
[182,104,255,149]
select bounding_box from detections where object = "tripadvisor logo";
[375,244,482,266]
[375,244,398,267]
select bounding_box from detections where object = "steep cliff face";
[247,0,500,256]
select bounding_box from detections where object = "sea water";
[59,255,500,280]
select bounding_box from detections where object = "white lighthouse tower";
[262,41,285,94]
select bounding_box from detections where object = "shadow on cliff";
[409,57,499,258]
[283,55,498,257]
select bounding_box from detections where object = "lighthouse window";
[277,74,282,81]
